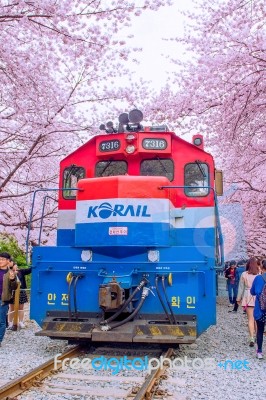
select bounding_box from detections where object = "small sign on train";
[109,227,128,235]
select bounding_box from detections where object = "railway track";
[0,345,184,399]
[0,345,82,399]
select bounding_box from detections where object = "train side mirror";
[215,169,223,196]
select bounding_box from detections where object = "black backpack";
[259,274,266,311]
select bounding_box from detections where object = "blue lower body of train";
[30,233,216,344]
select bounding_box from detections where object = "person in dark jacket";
[228,260,246,313]
[250,259,266,359]
[8,261,32,329]
[225,261,238,305]
[0,252,18,346]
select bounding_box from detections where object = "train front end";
[30,110,223,344]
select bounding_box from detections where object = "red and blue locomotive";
[30,110,224,344]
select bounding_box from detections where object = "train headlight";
[126,145,136,154]
[125,133,137,143]
[81,250,92,262]
[148,250,160,262]
[194,137,202,146]
[192,134,204,149]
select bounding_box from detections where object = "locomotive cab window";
[140,158,174,181]
[63,165,85,199]
[184,162,209,196]
[95,160,127,177]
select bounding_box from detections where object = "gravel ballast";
[0,286,265,399]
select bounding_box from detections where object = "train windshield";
[63,165,85,199]
[95,160,127,177]
[184,162,209,196]
[140,158,174,181]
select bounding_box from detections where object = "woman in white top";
[237,257,260,347]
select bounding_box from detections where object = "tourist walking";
[225,261,238,306]
[237,257,260,347]
[250,259,266,359]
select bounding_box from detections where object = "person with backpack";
[250,259,266,359]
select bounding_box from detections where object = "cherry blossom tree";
[0,0,171,246]
[147,0,266,256]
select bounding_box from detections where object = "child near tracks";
[250,259,266,359]
[8,261,31,329]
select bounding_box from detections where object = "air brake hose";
[100,277,148,325]
[68,275,75,321]
[73,275,83,320]
[102,286,149,331]
[68,273,84,321]
[161,275,177,324]
[155,275,172,323]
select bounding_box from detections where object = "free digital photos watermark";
[54,354,250,375]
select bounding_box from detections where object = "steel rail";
[132,347,174,400]
[0,345,82,399]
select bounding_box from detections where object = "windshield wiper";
[99,160,113,176]
[156,156,168,175]
[195,160,206,178]
[64,164,77,187]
